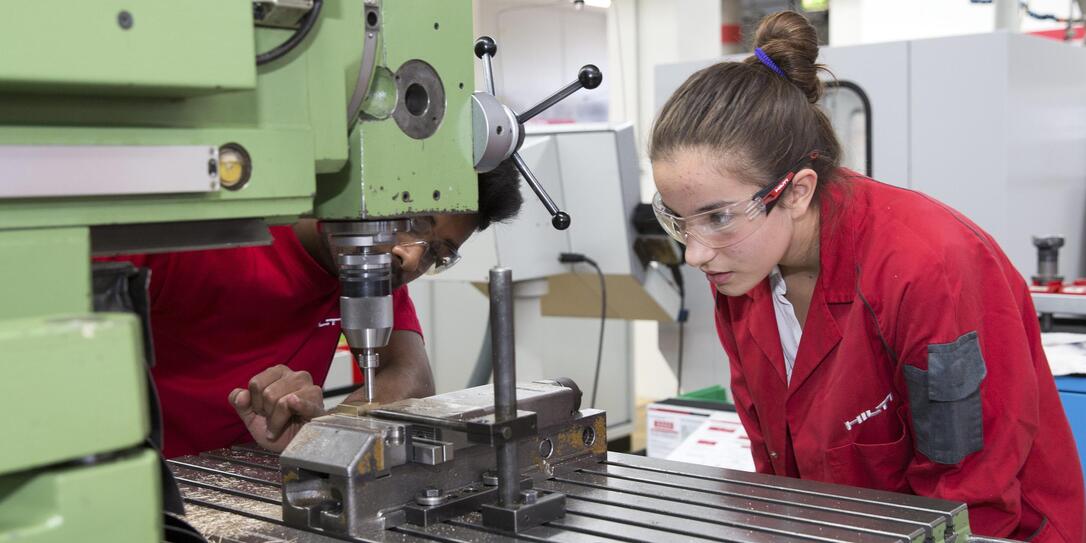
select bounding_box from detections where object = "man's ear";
[785,168,818,218]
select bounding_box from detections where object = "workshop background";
[5,0,1086,541]
[370,0,1086,462]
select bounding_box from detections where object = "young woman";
[650,11,1084,542]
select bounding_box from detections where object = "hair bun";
[751,11,824,103]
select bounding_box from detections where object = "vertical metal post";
[489,267,519,508]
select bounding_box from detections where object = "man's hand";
[229,365,326,453]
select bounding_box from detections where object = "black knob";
[552,212,571,230]
[1033,236,1065,250]
[475,36,497,59]
[578,65,603,90]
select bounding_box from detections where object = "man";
[118,162,522,457]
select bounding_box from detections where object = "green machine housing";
[0,1,475,540]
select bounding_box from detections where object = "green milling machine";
[0,1,596,540]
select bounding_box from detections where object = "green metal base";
[0,311,149,474]
[0,449,160,541]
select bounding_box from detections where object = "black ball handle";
[578,65,603,90]
[475,36,497,59]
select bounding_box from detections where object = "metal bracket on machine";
[346,0,382,126]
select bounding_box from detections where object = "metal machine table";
[168,445,1014,543]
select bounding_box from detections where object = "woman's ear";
[785,168,818,218]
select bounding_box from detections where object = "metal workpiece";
[270,379,604,538]
[172,437,988,543]
[371,380,584,436]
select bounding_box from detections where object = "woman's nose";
[684,237,715,268]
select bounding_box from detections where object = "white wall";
[606,0,726,401]
[420,1,663,421]
[830,0,1080,46]
[474,0,611,122]
[607,0,721,197]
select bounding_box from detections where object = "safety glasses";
[395,239,461,275]
[652,151,820,249]
[395,218,462,275]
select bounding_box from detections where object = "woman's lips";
[705,271,734,286]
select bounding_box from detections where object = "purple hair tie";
[754,47,786,78]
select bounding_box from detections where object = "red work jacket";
[715,171,1085,541]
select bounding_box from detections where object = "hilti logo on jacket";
[843,393,893,431]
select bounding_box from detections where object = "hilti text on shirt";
[844,393,893,431]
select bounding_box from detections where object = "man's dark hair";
[476,159,524,231]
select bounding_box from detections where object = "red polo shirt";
[106,226,421,457]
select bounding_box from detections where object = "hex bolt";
[520,489,539,505]
[415,487,446,507]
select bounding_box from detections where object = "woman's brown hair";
[649,11,841,193]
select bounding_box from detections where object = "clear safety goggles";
[652,152,820,249]
[394,218,462,275]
